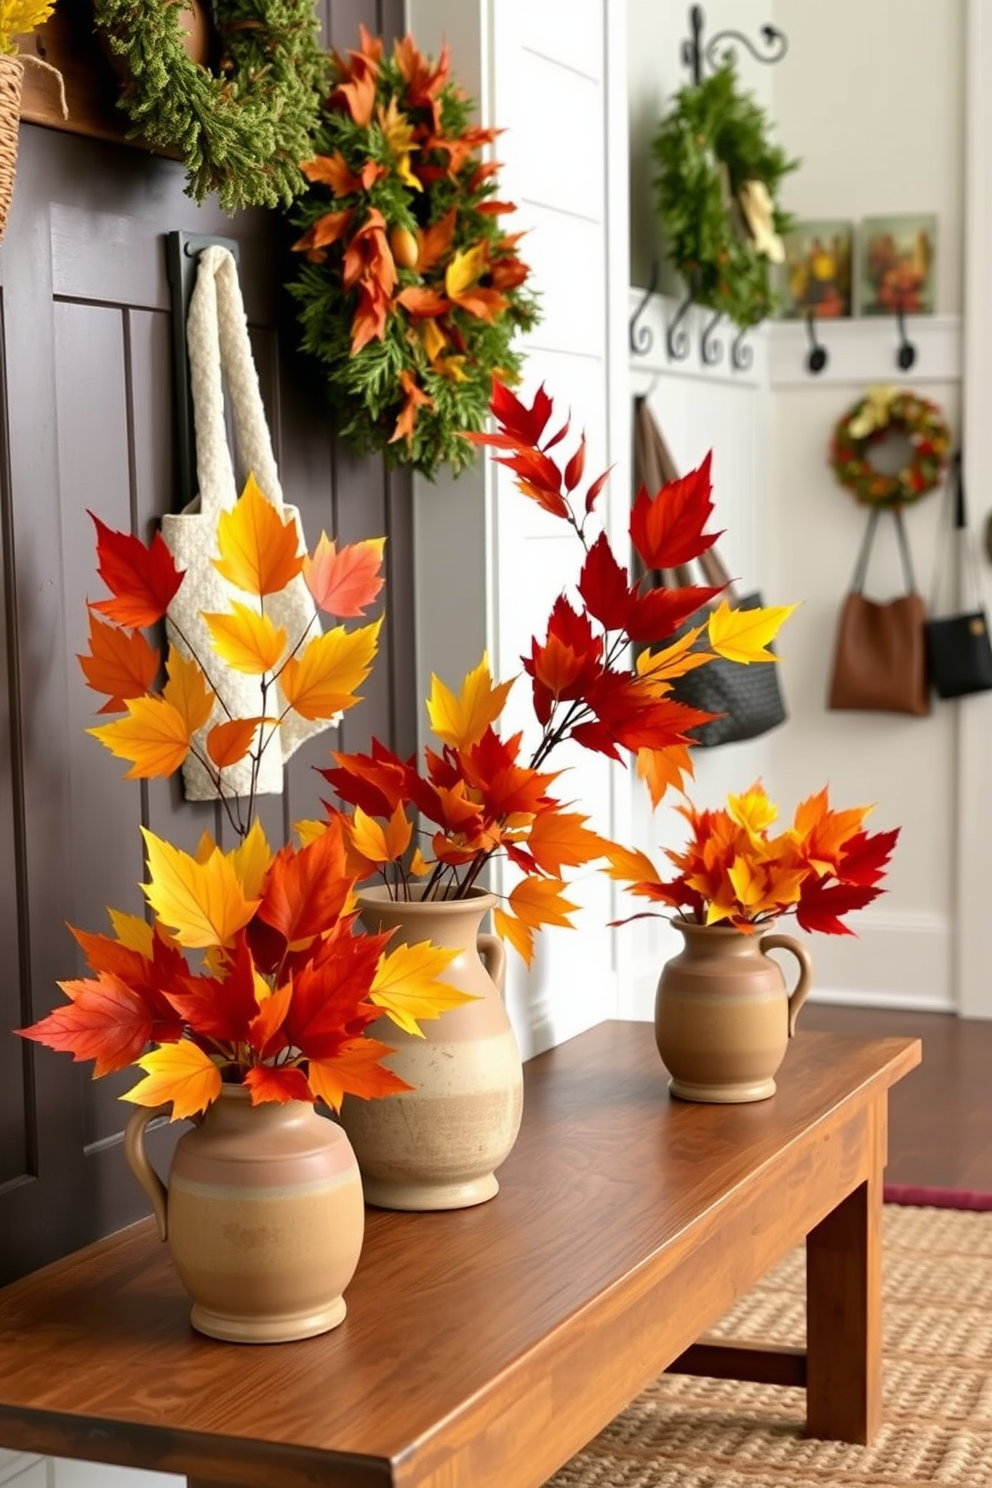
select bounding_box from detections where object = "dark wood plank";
[801,1002,992,1191]
[0,1025,920,1486]
[667,1340,807,1387]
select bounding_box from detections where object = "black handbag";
[924,452,992,700]
[632,397,787,747]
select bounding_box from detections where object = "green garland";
[92,0,326,212]
[652,62,798,330]
[287,29,539,481]
[830,389,950,508]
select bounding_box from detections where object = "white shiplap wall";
[411,0,631,1057]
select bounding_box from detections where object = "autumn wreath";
[92,0,325,211]
[829,386,951,508]
[652,61,798,330]
[288,27,539,481]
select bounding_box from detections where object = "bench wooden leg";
[805,1167,883,1443]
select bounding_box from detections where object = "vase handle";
[477,933,506,996]
[760,933,813,1037]
[123,1104,171,1241]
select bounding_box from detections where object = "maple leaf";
[212,474,304,598]
[162,648,215,737]
[106,910,155,958]
[369,941,466,1035]
[89,513,184,629]
[16,972,158,1076]
[389,370,433,449]
[349,803,412,866]
[280,618,381,721]
[244,1064,314,1105]
[508,876,579,932]
[292,207,354,257]
[577,534,632,633]
[207,717,269,769]
[307,1037,412,1112]
[483,380,553,448]
[427,652,515,749]
[78,609,159,712]
[120,1042,222,1121]
[492,905,535,965]
[303,534,385,617]
[229,818,274,900]
[795,879,880,937]
[163,936,261,1044]
[706,600,796,664]
[204,603,288,675]
[256,821,353,946]
[141,829,260,949]
[601,841,664,886]
[636,743,694,809]
[88,695,192,780]
[528,810,606,876]
[628,455,719,571]
[839,827,900,888]
[625,586,724,647]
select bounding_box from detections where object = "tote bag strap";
[633,396,734,597]
[186,245,284,521]
[929,451,983,614]
[851,506,919,596]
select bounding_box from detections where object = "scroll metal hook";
[730,325,753,372]
[629,259,659,356]
[805,311,828,375]
[700,310,723,366]
[895,302,917,371]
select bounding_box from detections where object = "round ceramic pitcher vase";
[339,887,524,1211]
[655,921,813,1103]
[124,1088,365,1343]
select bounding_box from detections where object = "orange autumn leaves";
[18,474,472,1118]
[605,781,899,936]
[19,816,470,1120]
[84,476,382,793]
[322,380,795,965]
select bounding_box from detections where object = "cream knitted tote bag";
[161,246,336,800]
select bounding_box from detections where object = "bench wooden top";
[0,1021,921,1488]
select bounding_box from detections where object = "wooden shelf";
[16,0,174,152]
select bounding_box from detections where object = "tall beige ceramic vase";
[124,1089,365,1342]
[655,920,812,1103]
[340,887,524,1210]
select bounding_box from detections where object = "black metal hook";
[666,286,694,362]
[804,311,828,374]
[629,259,659,356]
[682,3,788,84]
[895,302,917,371]
[700,310,723,365]
[730,326,753,372]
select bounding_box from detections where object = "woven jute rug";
[546,1204,992,1487]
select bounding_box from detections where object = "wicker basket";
[0,54,24,246]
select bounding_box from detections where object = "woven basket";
[0,54,23,246]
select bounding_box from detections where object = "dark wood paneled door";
[0,0,413,1284]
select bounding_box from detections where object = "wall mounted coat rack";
[166,229,240,513]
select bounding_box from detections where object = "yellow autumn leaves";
[88,476,381,784]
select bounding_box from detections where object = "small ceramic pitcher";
[655,920,813,1103]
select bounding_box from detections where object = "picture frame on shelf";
[779,219,854,319]
[859,213,937,316]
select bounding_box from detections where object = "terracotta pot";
[124,1088,365,1342]
[655,920,812,1103]
[339,887,524,1211]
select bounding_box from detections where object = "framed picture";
[859,214,937,316]
[779,220,853,319]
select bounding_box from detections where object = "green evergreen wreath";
[652,62,799,330]
[92,0,326,212]
[287,28,539,481]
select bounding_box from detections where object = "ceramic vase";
[655,920,812,1103]
[124,1087,365,1342]
[339,886,524,1211]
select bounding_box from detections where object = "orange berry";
[390,226,419,270]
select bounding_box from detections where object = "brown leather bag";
[827,507,930,716]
